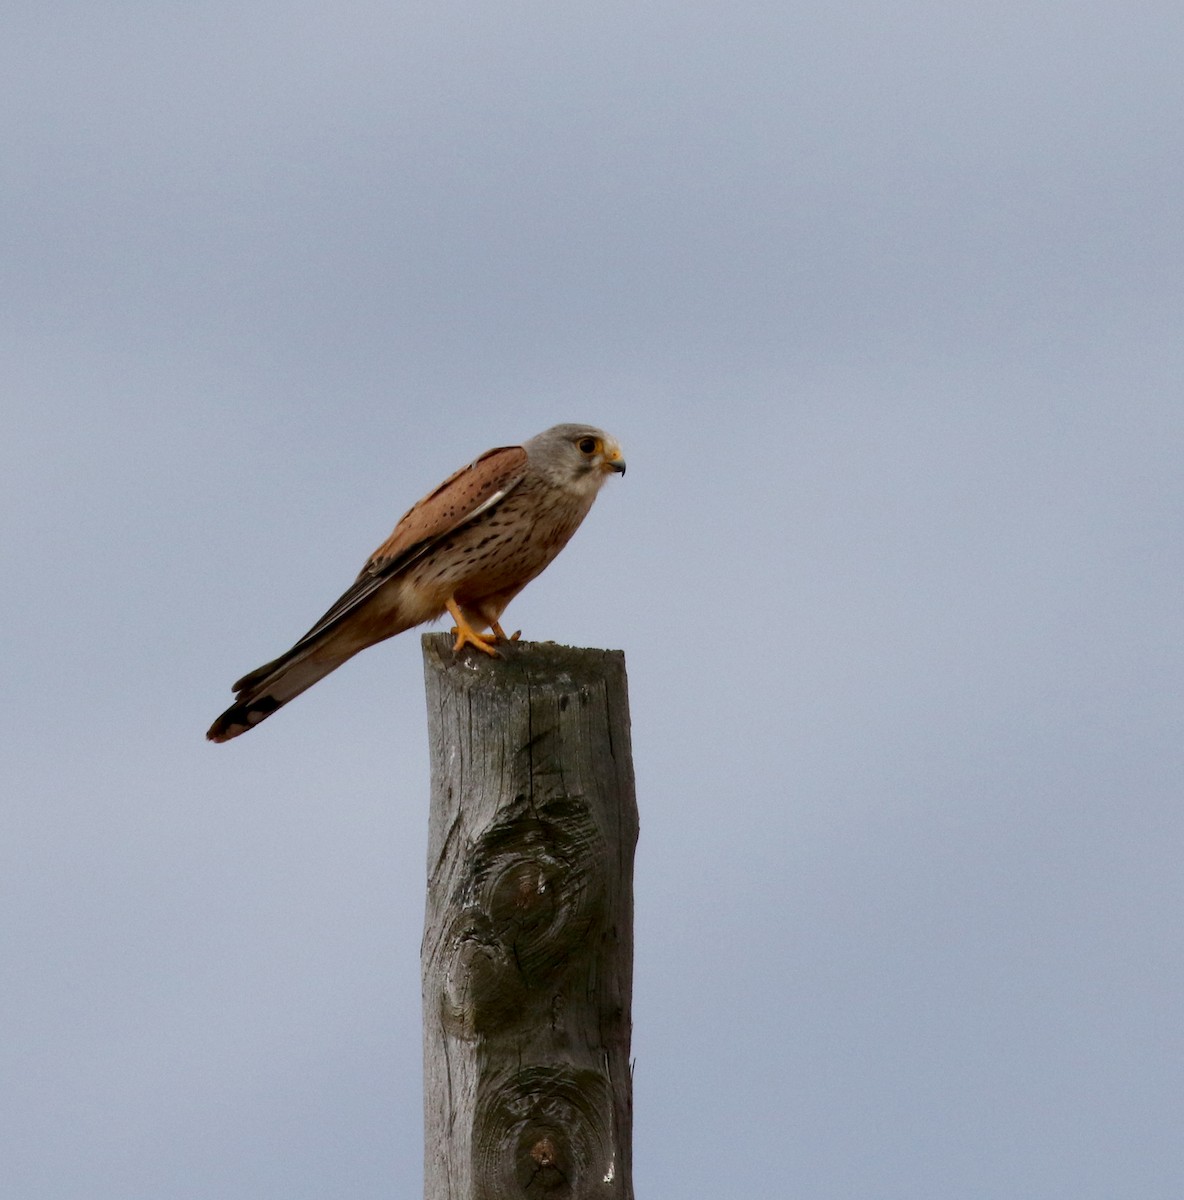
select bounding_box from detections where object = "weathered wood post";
[421,634,638,1200]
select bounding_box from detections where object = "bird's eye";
[577,436,598,455]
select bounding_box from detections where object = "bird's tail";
[206,644,354,742]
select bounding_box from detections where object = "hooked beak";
[602,448,626,475]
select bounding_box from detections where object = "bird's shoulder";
[360,443,529,577]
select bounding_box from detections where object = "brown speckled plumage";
[207,424,625,742]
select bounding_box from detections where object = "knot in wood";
[473,1066,615,1200]
[435,794,608,1037]
[530,1135,558,1167]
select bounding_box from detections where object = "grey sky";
[3,3,1182,1197]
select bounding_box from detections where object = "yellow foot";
[490,621,522,643]
[446,599,501,657]
[449,625,500,656]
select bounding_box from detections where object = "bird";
[206,423,626,742]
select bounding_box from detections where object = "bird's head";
[526,424,626,490]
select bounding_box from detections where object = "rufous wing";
[278,444,529,658]
[361,444,528,574]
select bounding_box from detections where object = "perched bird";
[207,423,625,742]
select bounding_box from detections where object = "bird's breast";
[401,480,595,606]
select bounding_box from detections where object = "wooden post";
[421,634,638,1200]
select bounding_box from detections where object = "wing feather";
[280,444,528,658]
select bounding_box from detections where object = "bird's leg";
[490,621,522,643]
[445,598,501,657]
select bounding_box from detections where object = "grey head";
[523,424,627,490]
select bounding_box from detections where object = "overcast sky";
[3,3,1182,1197]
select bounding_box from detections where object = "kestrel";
[207,423,625,742]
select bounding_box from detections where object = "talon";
[490,621,522,643]
[451,628,500,656]
[446,599,501,657]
